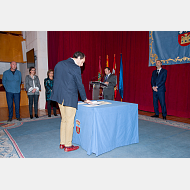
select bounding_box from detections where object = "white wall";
[36,31,48,110]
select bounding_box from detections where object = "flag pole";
[121,53,122,102]
[119,53,123,102]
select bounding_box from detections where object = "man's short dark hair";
[73,51,85,59]
[156,60,162,64]
[105,67,110,71]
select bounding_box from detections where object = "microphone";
[90,75,98,81]
[90,74,104,82]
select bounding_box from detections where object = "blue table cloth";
[72,100,139,156]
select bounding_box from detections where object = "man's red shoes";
[59,144,79,152]
[64,145,79,152]
[59,144,65,149]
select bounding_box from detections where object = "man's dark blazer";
[103,74,116,96]
[151,68,167,92]
[50,58,86,109]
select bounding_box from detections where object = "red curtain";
[47,31,190,118]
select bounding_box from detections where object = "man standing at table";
[103,67,116,100]
[51,51,92,152]
[151,60,167,120]
[2,61,22,122]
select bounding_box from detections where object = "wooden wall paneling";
[0,84,29,108]
[20,89,29,106]
[0,33,25,63]
[0,91,7,107]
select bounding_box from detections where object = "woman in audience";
[44,69,57,117]
[25,67,41,119]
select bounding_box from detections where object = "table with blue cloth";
[72,100,139,156]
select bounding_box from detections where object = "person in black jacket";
[151,60,167,120]
[44,69,57,117]
[51,51,92,152]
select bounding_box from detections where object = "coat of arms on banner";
[178,31,190,46]
[76,119,80,134]
[149,31,190,66]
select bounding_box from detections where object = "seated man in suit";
[151,60,167,120]
[103,67,116,100]
[51,51,92,152]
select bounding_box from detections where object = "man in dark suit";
[103,67,116,100]
[51,51,92,152]
[151,60,167,119]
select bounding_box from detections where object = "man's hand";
[84,99,93,104]
[152,86,158,92]
[104,82,109,85]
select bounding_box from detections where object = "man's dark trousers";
[153,90,167,117]
[6,92,20,119]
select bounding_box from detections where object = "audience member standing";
[44,69,58,117]
[2,61,22,122]
[151,60,167,119]
[25,67,41,119]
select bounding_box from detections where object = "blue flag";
[119,54,123,99]
[149,31,190,66]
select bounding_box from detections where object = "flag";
[149,31,190,66]
[98,56,101,81]
[112,54,116,74]
[106,55,109,67]
[119,54,123,100]
[112,54,117,99]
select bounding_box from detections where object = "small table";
[72,100,139,156]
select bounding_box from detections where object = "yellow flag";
[106,55,109,67]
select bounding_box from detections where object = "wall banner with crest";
[149,31,190,66]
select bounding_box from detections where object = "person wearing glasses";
[25,67,41,119]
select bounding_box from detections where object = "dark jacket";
[50,58,87,109]
[103,74,117,96]
[151,68,167,92]
[44,77,54,101]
